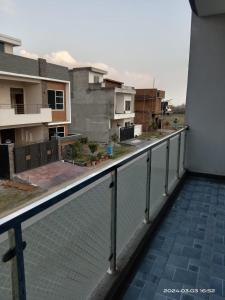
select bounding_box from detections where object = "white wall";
[0,79,42,110]
[88,72,104,83]
[186,13,225,175]
[25,83,42,107]
[15,125,48,145]
[115,93,124,113]
[115,93,133,114]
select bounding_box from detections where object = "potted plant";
[90,155,96,166]
[97,151,105,162]
[88,143,98,155]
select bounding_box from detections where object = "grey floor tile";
[121,177,225,300]
[173,269,197,286]
[123,286,142,300]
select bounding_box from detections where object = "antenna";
[153,78,156,89]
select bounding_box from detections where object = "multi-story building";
[0,33,71,146]
[70,67,142,142]
[134,88,165,132]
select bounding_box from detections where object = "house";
[69,67,142,143]
[0,33,71,177]
[0,33,71,145]
[134,88,165,132]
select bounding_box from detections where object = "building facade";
[134,89,165,132]
[70,67,142,143]
[0,33,71,146]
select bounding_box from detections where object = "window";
[125,100,131,111]
[49,127,65,139]
[94,76,100,83]
[48,90,64,110]
[0,42,4,52]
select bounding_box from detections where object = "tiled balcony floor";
[122,176,225,300]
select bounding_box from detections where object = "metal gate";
[120,125,135,141]
[14,140,59,173]
[0,145,10,179]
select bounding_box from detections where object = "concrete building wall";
[15,125,48,145]
[0,52,69,81]
[185,13,225,175]
[70,69,115,143]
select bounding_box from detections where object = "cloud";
[0,0,15,14]
[19,48,154,88]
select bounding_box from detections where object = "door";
[10,88,24,114]
[120,125,134,141]
[1,129,15,144]
[15,94,24,114]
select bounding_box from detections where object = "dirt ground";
[0,180,43,217]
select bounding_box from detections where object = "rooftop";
[71,66,107,74]
[0,33,21,47]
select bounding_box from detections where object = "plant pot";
[91,161,96,166]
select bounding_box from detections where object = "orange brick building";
[134,89,165,132]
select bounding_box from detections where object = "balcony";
[114,111,135,120]
[121,174,225,300]
[0,104,52,127]
[0,127,189,300]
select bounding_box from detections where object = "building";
[0,33,72,177]
[0,33,71,146]
[70,67,142,143]
[134,88,165,132]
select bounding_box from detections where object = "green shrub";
[111,133,119,143]
[71,141,82,160]
[80,137,88,144]
[88,143,98,155]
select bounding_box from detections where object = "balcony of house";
[0,77,52,127]
[0,104,52,127]
[1,125,225,300]
[0,127,187,300]
[114,92,135,120]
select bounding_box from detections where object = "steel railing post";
[144,150,152,224]
[8,224,26,300]
[177,133,181,179]
[164,139,170,196]
[108,168,117,274]
[183,130,187,171]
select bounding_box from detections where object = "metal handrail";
[0,126,188,299]
[0,104,49,114]
[0,126,188,234]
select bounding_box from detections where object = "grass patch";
[139,131,167,140]
[163,113,185,128]
[111,145,135,159]
[0,182,43,217]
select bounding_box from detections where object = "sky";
[0,0,192,105]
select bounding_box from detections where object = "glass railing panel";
[179,131,185,175]
[0,233,12,300]
[150,142,167,218]
[168,135,179,190]
[117,154,147,255]
[22,176,111,300]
